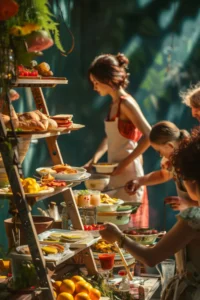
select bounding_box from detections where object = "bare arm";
[125,169,172,195]
[92,136,108,163]
[84,137,108,169]
[138,169,172,186]
[100,219,196,267]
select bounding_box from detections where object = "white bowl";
[93,163,118,174]
[97,210,132,225]
[54,167,86,181]
[84,174,110,191]
[97,199,124,212]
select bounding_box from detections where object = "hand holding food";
[164,196,197,211]
[100,222,122,244]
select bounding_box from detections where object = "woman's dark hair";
[149,121,189,145]
[171,126,200,182]
[88,53,130,89]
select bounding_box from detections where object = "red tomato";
[87,225,93,231]
[130,230,138,235]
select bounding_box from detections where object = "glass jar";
[90,190,101,206]
[118,270,130,291]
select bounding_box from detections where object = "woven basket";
[0,137,31,187]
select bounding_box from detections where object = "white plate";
[0,187,55,197]
[36,167,57,175]
[66,172,91,182]
[36,166,86,180]
[38,229,95,248]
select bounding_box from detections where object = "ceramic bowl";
[84,174,110,191]
[97,209,132,225]
[92,163,118,174]
[126,233,159,245]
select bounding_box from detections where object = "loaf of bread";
[18,119,46,131]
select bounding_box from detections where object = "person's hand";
[9,89,20,101]
[83,159,95,172]
[164,196,193,211]
[124,179,141,195]
[112,157,130,176]
[100,222,122,244]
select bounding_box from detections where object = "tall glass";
[98,253,115,283]
[156,259,175,296]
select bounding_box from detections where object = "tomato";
[129,230,138,235]
[84,225,89,230]
[87,225,93,231]
[151,229,158,234]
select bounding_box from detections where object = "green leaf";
[155,53,163,66]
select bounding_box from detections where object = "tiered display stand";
[0,78,98,299]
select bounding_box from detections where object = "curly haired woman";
[100,127,200,300]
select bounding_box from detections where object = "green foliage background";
[1,0,200,250]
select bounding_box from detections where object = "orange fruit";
[75,281,91,294]
[53,290,57,298]
[75,292,90,300]
[89,288,101,300]
[87,282,93,290]
[53,280,62,293]
[71,275,86,284]
[57,292,74,300]
[60,279,75,294]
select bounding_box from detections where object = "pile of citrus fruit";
[52,275,101,300]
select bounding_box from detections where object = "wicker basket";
[0,137,31,187]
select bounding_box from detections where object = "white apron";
[105,117,144,202]
[104,118,149,228]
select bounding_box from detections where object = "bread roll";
[34,110,48,120]
[47,118,58,129]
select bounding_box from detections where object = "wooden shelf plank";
[12,77,68,88]
[9,237,101,267]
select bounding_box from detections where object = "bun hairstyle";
[171,126,200,182]
[149,121,189,145]
[180,82,200,108]
[88,53,130,89]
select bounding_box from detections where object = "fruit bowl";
[124,228,166,245]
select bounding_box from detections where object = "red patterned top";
[107,96,142,142]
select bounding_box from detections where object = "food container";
[84,174,110,191]
[92,163,118,174]
[90,190,101,206]
[97,209,132,225]
[97,199,124,212]
[126,229,166,245]
[78,194,91,207]
[4,216,54,247]
[54,167,86,181]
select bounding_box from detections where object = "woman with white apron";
[85,53,151,228]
